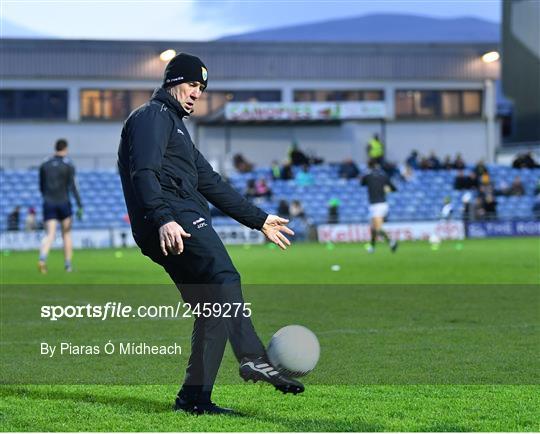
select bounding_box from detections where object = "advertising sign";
[466,220,540,238]
[225,101,387,121]
[317,220,465,243]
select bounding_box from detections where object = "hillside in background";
[218,13,500,43]
[1,18,50,38]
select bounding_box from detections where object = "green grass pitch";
[1,238,539,431]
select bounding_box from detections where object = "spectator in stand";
[453,169,475,190]
[533,196,540,220]
[477,183,491,198]
[271,161,281,180]
[327,198,340,224]
[366,133,384,165]
[427,152,441,170]
[289,200,306,220]
[453,153,466,170]
[245,179,257,200]
[505,176,525,196]
[469,172,480,189]
[474,160,489,178]
[442,155,453,170]
[419,156,430,170]
[534,179,540,196]
[309,153,325,166]
[473,160,490,187]
[338,158,360,179]
[277,200,290,219]
[381,160,400,178]
[254,178,272,200]
[405,150,419,169]
[513,151,540,169]
[483,192,498,220]
[280,163,293,180]
[295,164,314,187]
[7,206,21,231]
[289,142,310,166]
[479,171,490,187]
[233,153,254,173]
[473,196,486,221]
[25,207,38,231]
[288,199,310,241]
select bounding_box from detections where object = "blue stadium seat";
[2,164,539,231]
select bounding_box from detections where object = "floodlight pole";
[225,123,232,155]
[484,79,496,163]
[380,119,387,150]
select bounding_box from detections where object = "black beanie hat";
[162,53,208,88]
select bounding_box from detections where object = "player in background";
[361,160,398,253]
[38,139,83,273]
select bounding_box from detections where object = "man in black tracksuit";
[118,53,303,415]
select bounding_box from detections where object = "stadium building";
[2,14,539,244]
[1,31,501,170]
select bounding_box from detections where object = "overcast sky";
[1,0,501,40]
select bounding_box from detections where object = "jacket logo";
[192,217,207,229]
[177,128,184,135]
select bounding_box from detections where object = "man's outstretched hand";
[159,221,191,256]
[261,215,294,250]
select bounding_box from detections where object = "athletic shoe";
[38,261,48,274]
[65,264,73,272]
[390,240,399,253]
[239,356,305,394]
[173,397,235,415]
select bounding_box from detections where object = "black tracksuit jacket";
[361,169,397,204]
[39,156,82,206]
[118,88,267,246]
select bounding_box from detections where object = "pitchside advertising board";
[466,220,540,238]
[0,226,265,251]
[3,220,538,250]
[317,220,466,243]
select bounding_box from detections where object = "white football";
[429,233,441,244]
[267,325,320,377]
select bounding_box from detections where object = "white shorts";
[369,202,389,219]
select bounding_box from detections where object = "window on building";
[462,91,482,115]
[192,90,282,117]
[293,90,384,102]
[395,91,415,116]
[395,90,483,118]
[0,91,16,118]
[441,91,461,117]
[0,89,68,120]
[415,91,438,117]
[80,89,153,120]
[79,89,280,119]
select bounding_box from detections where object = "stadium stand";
[1,165,539,231]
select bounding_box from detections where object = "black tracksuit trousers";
[140,209,265,403]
